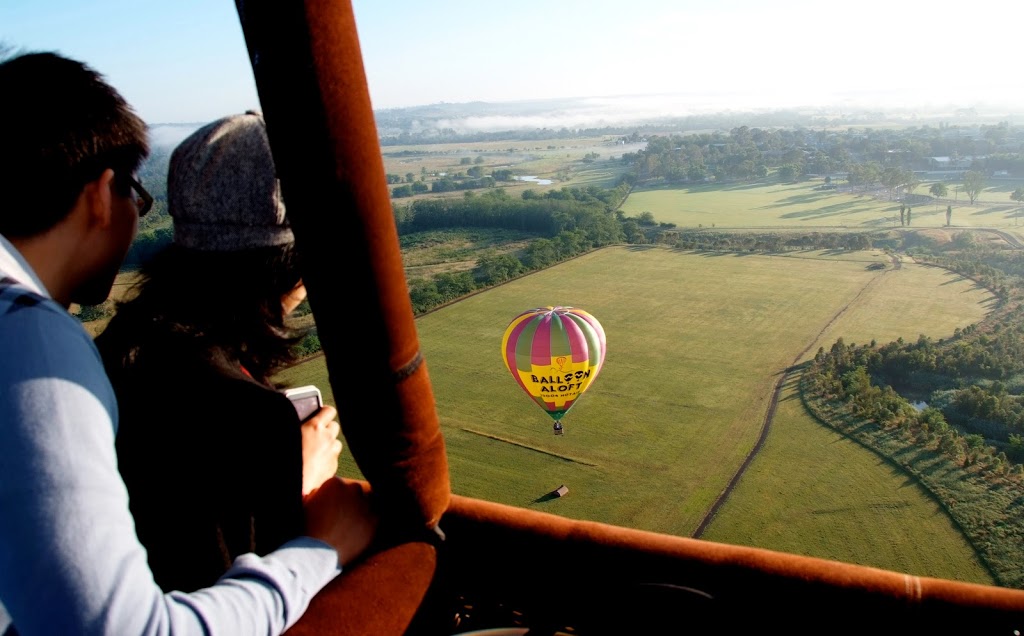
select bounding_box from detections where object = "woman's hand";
[303,477,378,567]
[300,405,342,498]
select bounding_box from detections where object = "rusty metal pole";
[234,0,449,532]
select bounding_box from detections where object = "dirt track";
[691,254,900,538]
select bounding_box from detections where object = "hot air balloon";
[501,306,607,435]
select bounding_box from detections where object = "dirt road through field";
[691,255,901,537]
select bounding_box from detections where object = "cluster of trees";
[393,184,630,237]
[620,123,1022,190]
[399,184,635,314]
[391,181,431,198]
[807,337,1023,472]
[427,175,495,193]
[621,129,775,183]
[660,230,872,252]
[389,163,501,198]
[847,164,918,199]
[124,226,173,267]
[292,332,322,358]
[972,153,1024,177]
[824,329,1024,457]
[947,384,1024,449]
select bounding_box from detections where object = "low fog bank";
[373,93,1024,139]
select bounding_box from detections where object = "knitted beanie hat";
[168,110,293,251]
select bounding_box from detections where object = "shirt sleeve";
[0,303,341,636]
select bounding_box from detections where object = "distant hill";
[370,94,1023,144]
[148,123,204,150]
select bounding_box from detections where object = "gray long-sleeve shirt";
[0,235,341,635]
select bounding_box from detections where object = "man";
[0,51,376,635]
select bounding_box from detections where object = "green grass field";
[276,245,994,583]
[705,376,994,584]
[702,259,996,583]
[620,180,1022,230]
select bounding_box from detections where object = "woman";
[97,111,342,593]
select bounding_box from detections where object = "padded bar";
[234,0,450,530]
[437,495,1024,633]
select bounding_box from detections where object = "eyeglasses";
[125,174,154,217]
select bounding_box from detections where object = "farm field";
[379,136,636,202]
[702,258,997,584]
[704,375,994,585]
[621,180,1022,230]
[277,245,994,582]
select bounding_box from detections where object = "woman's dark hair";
[98,243,306,384]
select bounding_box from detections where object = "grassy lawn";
[276,245,994,582]
[621,180,1022,230]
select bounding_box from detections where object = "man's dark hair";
[0,51,149,237]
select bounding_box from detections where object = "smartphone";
[284,385,323,422]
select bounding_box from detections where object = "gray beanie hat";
[168,110,293,251]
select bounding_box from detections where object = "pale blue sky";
[2,0,1022,125]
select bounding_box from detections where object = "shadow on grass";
[720,181,775,191]
[969,206,1010,217]
[939,274,972,286]
[777,201,874,219]
[758,191,833,208]
[461,427,598,466]
[531,492,560,504]
[625,244,659,252]
[984,183,1024,194]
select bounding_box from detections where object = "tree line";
[620,123,1023,188]
[657,229,873,252]
[396,184,635,314]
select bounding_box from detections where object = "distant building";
[927,156,977,170]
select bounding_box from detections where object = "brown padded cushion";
[284,540,437,636]
[434,495,1024,634]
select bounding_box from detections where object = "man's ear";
[81,168,117,230]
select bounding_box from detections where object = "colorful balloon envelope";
[501,306,606,434]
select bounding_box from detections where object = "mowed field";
[703,257,997,584]
[277,245,995,583]
[621,180,1024,230]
